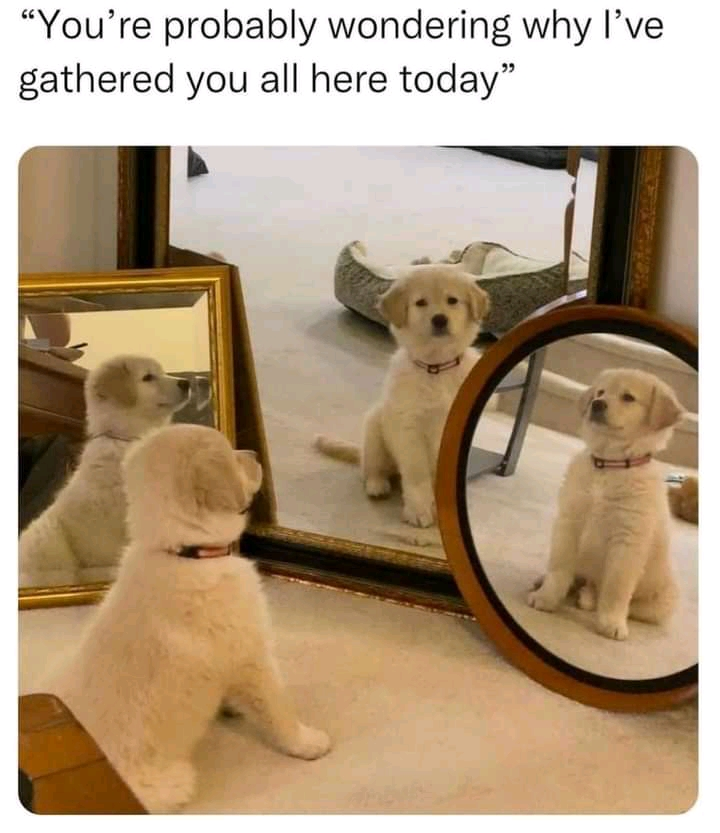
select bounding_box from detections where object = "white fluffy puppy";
[528,368,685,640]
[46,424,331,813]
[19,355,190,586]
[315,266,489,527]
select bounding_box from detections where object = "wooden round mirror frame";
[437,303,698,712]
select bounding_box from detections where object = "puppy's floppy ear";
[234,450,263,497]
[647,383,685,431]
[90,360,137,407]
[377,281,408,328]
[464,278,490,322]
[184,450,249,515]
[578,385,594,416]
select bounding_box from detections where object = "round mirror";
[437,304,697,711]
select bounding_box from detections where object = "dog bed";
[334,241,588,335]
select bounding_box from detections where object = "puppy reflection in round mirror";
[437,305,697,711]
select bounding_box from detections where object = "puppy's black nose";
[591,399,607,414]
[177,378,191,393]
[432,314,448,329]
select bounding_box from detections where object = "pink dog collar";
[591,453,653,470]
[173,544,235,559]
[413,356,462,375]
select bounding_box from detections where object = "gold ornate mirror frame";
[19,266,241,609]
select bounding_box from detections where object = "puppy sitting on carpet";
[315,265,490,528]
[528,368,685,641]
[45,424,331,813]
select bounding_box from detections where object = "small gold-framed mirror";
[18,266,241,607]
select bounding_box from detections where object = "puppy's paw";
[283,725,332,760]
[365,476,391,498]
[402,501,436,528]
[527,588,559,612]
[577,584,597,611]
[596,614,629,641]
[131,760,196,813]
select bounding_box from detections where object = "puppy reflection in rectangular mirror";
[315,265,490,529]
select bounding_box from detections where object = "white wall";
[650,147,698,331]
[67,296,211,372]
[18,149,212,372]
[19,147,118,273]
[18,145,697,330]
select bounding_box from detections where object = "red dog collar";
[173,544,234,559]
[591,453,653,470]
[413,356,462,375]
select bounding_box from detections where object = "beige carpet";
[19,577,697,814]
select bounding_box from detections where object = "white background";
[4,0,716,827]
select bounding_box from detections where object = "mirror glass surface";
[463,332,697,681]
[19,288,214,589]
[170,145,599,558]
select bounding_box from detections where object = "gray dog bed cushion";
[334,241,588,335]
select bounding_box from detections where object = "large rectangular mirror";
[164,146,665,608]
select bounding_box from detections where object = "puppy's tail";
[313,434,360,465]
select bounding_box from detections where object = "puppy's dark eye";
[597,389,605,396]
[621,392,636,403]
[447,296,458,305]
[142,374,156,382]
[415,298,428,307]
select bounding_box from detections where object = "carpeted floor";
[19,577,697,814]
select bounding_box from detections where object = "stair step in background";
[541,333,697,412]
[498,366,697,469]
